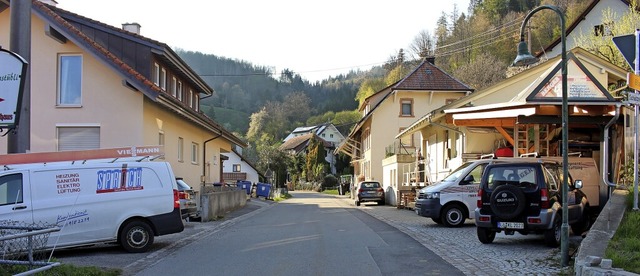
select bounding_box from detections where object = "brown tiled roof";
[393,59,473,91]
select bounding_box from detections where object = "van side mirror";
[574,180,583,189]
[462,175,475,184]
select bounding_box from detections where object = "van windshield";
[441,162,474,183]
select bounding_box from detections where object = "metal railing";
[0,222,60,275]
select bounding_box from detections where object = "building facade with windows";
[0,2,245,194]
[337,58,473,191]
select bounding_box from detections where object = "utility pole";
[8,0,31,153]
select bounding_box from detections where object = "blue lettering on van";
[56,209,90,227]
[96,167,143,193]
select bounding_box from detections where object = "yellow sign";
[627,72,640,91]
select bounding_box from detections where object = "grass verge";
[1,262,121,276]
[604,188,640,273]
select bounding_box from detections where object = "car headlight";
[425,192,440,199]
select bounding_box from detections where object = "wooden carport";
[444,52,620,158]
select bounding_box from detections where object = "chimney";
[122,23,141,35]
[426,56,435,64]
[38,0,58,6]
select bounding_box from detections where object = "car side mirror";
[462,175,475,185]
[574,180,583,189]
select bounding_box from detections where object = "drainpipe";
[203,133,222,185]
[602,104,621,201]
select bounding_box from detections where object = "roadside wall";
[575,189,637,275]
[201,190,247,222]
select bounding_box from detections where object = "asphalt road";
[136,191,462,275]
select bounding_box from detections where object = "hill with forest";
[176,50,382,137]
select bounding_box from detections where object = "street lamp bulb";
[513,41,539,67]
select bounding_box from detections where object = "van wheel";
[355,200,360,206]
[120,220,154,253]
[477,227,495,244]
[442,204,466,228]
[431,217,443,224]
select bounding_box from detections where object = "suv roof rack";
[0,146,164,168]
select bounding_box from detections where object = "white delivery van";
[0,146,184,253]
[415,158,497,227]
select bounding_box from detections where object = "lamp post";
[512,5,570,267]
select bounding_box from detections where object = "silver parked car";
[355,181,385,206]
[176,178,198,220]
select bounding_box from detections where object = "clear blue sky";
[58,0,470,82]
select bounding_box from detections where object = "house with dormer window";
[336,58,473,204]
[0,1,245,200]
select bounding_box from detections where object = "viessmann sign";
[0,47,27,129]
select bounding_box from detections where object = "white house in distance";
[222,146,263,185]
[283,123,345,148]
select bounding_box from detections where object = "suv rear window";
[360,182,380,188]
[485,165,537,192]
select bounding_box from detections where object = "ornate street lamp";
[512,5,570,267]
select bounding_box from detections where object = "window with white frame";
[232,164,241,172]
[177,81,183,101]
[171,76,177,97]
[160,68,167,91]
[191,142,199,164]
[188,89,193,108]
[57,126,99,151]
[194,94,199,112]
[158,131,165,159]
[178,137,184,162]
[153,63,160,86]
[58,55,82,106]
[400,98,413,117]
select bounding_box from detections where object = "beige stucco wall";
[0,12,143,153]
[366,90,467,183]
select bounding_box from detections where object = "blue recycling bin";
[256,182,272,199]
[237,180,252,195]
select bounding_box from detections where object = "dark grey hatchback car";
[355,181,385,206]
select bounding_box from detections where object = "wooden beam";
[495,126,525,155]
[452,118,516,127]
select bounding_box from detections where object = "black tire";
[120,220,154,253]
[355,200,361,206]
[477,227,496,244]
[431,217,443,224]
[442,204,466,228]
[490,184,526,220]
[378,199,385,206]
[571,210,591,236]
[544,217,561,247]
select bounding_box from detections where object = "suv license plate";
[497,222,524,229]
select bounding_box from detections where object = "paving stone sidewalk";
[330,193,572,275]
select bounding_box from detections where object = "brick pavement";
[330,193,573,275]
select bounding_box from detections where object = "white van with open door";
[0,146,184,253]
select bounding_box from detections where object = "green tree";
[453,52,507,90]
[305,137,327,181]
[355,78,386,107]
